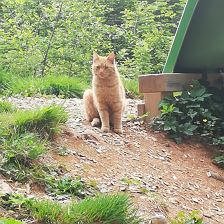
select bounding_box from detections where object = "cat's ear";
[93,51,99,61]
[107,52,115,64]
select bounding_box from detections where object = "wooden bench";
[137,73,224,118]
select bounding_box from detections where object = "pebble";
[0,179,13,194]
[150,214,167,224]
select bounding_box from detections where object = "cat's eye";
[96,65,100,69]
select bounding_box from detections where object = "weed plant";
[153,81,224,167]
[170,210,204,224]
[0,105,68,182]
[153,81,224,145]
[0,132,47,181]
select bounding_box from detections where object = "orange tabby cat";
[83,52,125,133]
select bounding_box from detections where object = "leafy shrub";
[44,175,96,198]
[153,81,224,146]
[213,155,224,168]
[0,0,186,81]
[171,210,204,224]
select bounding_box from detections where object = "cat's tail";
[83,89,100,127]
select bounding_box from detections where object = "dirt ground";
[1,97,224,223]
[54,123,224,223]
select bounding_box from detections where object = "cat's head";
[92,52,116,79]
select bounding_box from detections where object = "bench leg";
[144,93,162,118]
[144,92,172,119]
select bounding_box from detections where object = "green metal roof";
[163,0,224,73]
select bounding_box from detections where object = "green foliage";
[0,218,23,224]
[123,79,141,99]
[0,101,15,113]
[0,105,67,182]
[213,155,224,168]
[0,133,47,181]
[153,81,224,146]
[27,194,140,224]
[44,175,96,198]
[0,0,186,84]
[171,210,204,224]
[0,105,68,137]
[0,71,88,98]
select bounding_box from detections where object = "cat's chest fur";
[93,78,122,104]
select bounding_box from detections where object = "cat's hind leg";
[83,89,100,126]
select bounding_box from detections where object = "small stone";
[150,214,168,224]
[203,212,214,218]
[192,197,200,204]
[0,180,13,194]
[164,143,170,147]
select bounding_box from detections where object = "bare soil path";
[2,97,224,223]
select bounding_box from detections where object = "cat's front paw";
[114,128,123,134]
[91,118,100,127]
[101,126,110,132]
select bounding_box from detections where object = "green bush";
[153,81,224,146]
[0,0,186,80]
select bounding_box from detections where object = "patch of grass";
[38,74,89,98]
[0,105,68,183]
[0,70,89,98]
[0,101,15,113]
[1,193,141,224]
[0,70,140,99]
[0,218,23,224]
[0,132,47,181]
[123,79,142,99]
[27,194,141,224]
[0,105,68,137]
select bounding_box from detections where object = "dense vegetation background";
[0,0,186,85]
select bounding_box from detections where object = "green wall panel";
[163,0,224,73]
